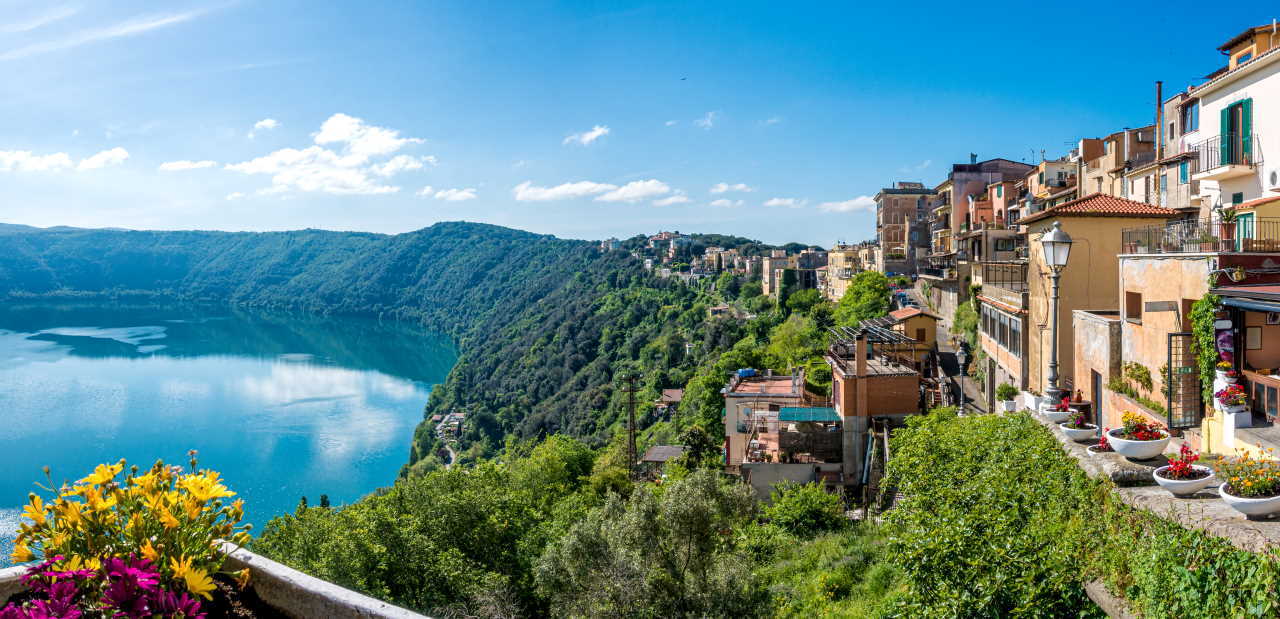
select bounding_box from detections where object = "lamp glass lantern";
[1040,221,1073,270]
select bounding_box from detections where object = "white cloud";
[763,116,782,125]
[225,113,432,196]
[710,198,744,208]
[818,196,876,212]
[562,125,610,146]
[158,160,217,171]
[370,154,434,177]
[0,9,210,62]
[710,182,755,194]
[596,179,670,203]
[764,197,807,208]
[416,186,434,196]
[77,147,129,170]
[248,118,280,138]
[226,192,246,201]
[2,6,78,34]
[664,120,678,127]
[653,194,690,206]
[512,180,617,201]
[694,111,719,129]
[434,188,477,201]
[0,151,75,172]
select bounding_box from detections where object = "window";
[1038,172,1045,184]
[1181,100,1199,133]
[1169,121,1176,139]
[996,185,1003,198]
[1179,161,1189,184]
[1238,51,1254,65]
[1010,316,1021,356]
[994,238,1015,251]
[998,313,1009,349]
[1125,291,1142,323]
[1233,192,1244,206]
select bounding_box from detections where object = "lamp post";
[1041,221,1074,409]
[956,344,969,412]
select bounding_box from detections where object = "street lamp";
[956,344,969,412]
[1041,221,1073,409]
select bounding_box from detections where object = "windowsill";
[1125,318,1142,325]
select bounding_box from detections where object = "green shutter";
[1220,107,1231,166]
[1179,161,1188,183]
[1242,98,1253,162]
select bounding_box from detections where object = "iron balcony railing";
[1189,132,1263,169]
[978,262,1027,292]
[1121,217,1280,254]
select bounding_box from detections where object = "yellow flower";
[79,462,123,485]
[233,568,251,589]
[84,486,118,513]
[10,542,33,563]
[141,540,160,563]
[171,556,216,600]
[62,555,100,571]
[184,498,203,521]
[22,495,47,526]
[179,472,235,503]
[57,500,85,529]
[159,506,180,530]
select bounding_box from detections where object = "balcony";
[1121,217,1280,254]
[976,262,1027,309]
[1191,133,1263,181]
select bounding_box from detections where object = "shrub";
[763,482,846,538]
[996,383,1019,402]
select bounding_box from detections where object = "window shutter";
[1243,99,1253,162]
[1220,107,1231,166]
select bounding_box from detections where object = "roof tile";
[1016,193,1179,225]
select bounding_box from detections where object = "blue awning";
[778,407,840,422]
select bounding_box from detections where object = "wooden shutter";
[1243,99,1253,162]
[1221,107,1231,166]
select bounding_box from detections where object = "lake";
[0,302,455,565]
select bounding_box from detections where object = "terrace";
[975,261,1028,310]
[1190,132,1264,181]
[1121,217,1280,254]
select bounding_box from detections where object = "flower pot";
[1217,370,1238,383]
[1153,465,1215,497]
[1220,222,1237,240]
[1222,403,1248,414]
[1219,483,1280,518]
[1001,400,1016,412]
[1086,445,1112,457]
[1042,409,1071,423]
[1106,429,1170,460]
[1058,423,1098,442]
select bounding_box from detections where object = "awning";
[1222,297,1280,313]
[778,407,840,422]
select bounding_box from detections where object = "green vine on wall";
[1190,293,1221,403]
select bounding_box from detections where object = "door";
[1238,212,1255,252]
[1091,370,1102,427]
[1167,332,1204,429]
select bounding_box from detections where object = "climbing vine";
[1191,293,1222,403]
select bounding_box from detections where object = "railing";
[1190,133,1263,169]
[1128,151,1156,168]
[918,266,949,278]
[978,262,1027,292]
[1121,217,1280,254]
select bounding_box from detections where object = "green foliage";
[756,526,904,618]
[1107,375,1168,416]
[1191,293,1222,402]
[1124,362,1154,392]
[784,288,823,315]
[715,271,741,299]
[766,313,823,370]
[953,301,979,349]
[762,482,846,538]
[885,412,1280,618]
[834,271,890,326]
[534,469,766,617]
[996,383,1019,402]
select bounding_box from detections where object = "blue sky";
[1,1,1276,246]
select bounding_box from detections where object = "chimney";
[970,153,978,164]
[854,334,868,377]
[1155,81,1164,160]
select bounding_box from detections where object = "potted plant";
[996,383,1019,412]
[1106,412,1170,460]
[1216,360,1239,383]
[1087,428,1114,456]
[1218,452,1280,518]
[1153,444,1215,497]
[1058,409,1097,442]
[1219,207,1238,240]
[1216,383,1248,413]
[1041,395,1076,424]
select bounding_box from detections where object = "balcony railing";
[1190,133,1262,170]
[1121,217,1280,254]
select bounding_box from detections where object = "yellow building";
[1017,193,1178,396]
[825,244,861,302]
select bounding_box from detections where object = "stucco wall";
[1073,310,1122,423]
[1118,256,1211,405]
[1197,54,1280,208]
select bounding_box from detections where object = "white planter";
[1219,483,1280,518]
[1106,429,1170,460]
[1001,400,1016,412]
[1222,403,1247,414]
[1085,445,1112,457]
[1058,423,1098,442]
[1153,465,1215,497]
[1216,370,1237,383]
[1041,407,1078,424]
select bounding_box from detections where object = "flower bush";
[1093,428,1113,452]
[0,555,205,618]
[1161,445,1205,480]
[1216,360,1233,371]
[1052,396,1072,412]
[1115,412,1165,441]
[1216,383,1247,407]
[7,455,251,615]
[1062,409,1092,430]
[1219,451,1280,498]
[995,383,1019,402]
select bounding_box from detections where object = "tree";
[319,494,330,508]
[535,470,766,617]
[834,271,890,326]
[785,288,823,315]
[675,424,719,470]
[715,271,741,299]
[763,483,846,537]
[767,314,823,370]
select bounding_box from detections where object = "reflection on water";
[0,302,455,565]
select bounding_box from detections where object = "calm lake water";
[0,302,455,564]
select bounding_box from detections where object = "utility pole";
[620,373,640,479]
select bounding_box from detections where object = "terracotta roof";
[1016,193,1179,225]
[1235,195,1280,211]
[889,307,938,321]
[1219,24,1274,52]
[660,388,684,403]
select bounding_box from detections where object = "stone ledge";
[1030,411,1159,486]
[1085,580,1136,619]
